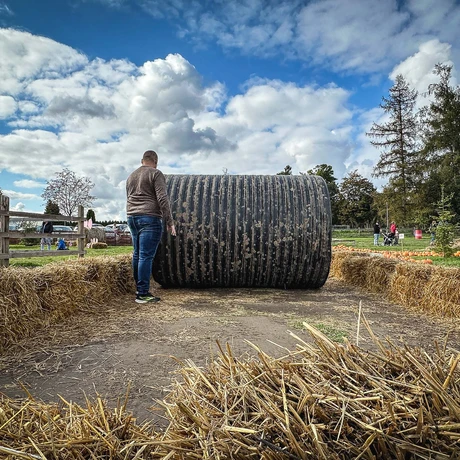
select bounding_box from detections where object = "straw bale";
[0,268,46,352]
[89,242,108,249]
[389,263,435,310]
[0,254,134,354]
[337,255,371,287]
[333,251,460,319]
[330,251,370,280]
[330,251,349,278]
[1,325,459,458]
[365,257,399,294]
[418,266,460,318]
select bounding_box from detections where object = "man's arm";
[154,171,176,235]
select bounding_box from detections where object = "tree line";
[279,64,460,230]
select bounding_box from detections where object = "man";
[373,221,380,246]
[40,220,53,251]
[126,150,176,303]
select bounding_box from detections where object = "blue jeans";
[127,215,163,296]
[374,233,380,245]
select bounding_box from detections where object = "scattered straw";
[2,323,458,458]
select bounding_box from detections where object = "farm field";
[1,275,459,427]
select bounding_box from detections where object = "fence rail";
[0,195,86,267]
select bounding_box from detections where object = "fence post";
[78,205,85,258]
[0,195,10,267]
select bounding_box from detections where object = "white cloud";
[13,179,46,188]
[2,189,40,200]
[390,39,457,102]
[12,202,25,211]
[0,28,87,95]
[126,0,460,75]
[0,29,357,219]
[0,94,16,118]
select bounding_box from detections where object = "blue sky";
[0,0,459,220]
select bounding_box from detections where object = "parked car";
[52,225,74,233]
[75,222,105,231]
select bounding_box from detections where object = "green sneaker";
[135,293,161,304]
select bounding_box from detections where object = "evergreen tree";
[432,186,457,258]
[44,200,60,215]
[419,64,460,219]
[367,75,419,224]
[338,170,377,227]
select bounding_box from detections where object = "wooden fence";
[0,194,86,267]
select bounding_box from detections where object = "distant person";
[394,227,399,244]
[57,238,68,250]
[40,220,53,251]
[373,221,381,246]
[126,150,176,304]
[390,221,396,237]
[429,220,437,245]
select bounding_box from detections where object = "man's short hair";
[143,150,158,164]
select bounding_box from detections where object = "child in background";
[57,238,68,250]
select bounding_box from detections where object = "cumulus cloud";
[0,28,358,219]
[2,189,40,200]
[13,179,46,188]
[390,39,457,100]
[0,28,87,95]
[12,202,25,211]
[0,94,16,118]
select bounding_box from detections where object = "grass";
[289,320,348,343]
[8,244,133,267]
[6,233,460,268]
[332,232,460,267]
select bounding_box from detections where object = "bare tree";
[42,168,95,216]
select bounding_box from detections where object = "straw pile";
[0,254,134,353]
[332,251,460,319]
[2,323,459,459]
[0,392,156,459]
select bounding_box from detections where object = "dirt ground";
[1,276,459,428]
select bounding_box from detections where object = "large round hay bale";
[153,174,331,288]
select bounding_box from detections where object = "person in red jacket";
[390,221,396,236]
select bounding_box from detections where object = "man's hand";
[168,224,177,236]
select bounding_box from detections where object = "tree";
[277,165,292,175]
[44,200,60,215]
[306,164,340,224]
[367,75,420,224]
[419,64,460,219]
[432,187,457,258]
[42,168,95,216]
[338,170,377,227]
[86,209,96,222]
